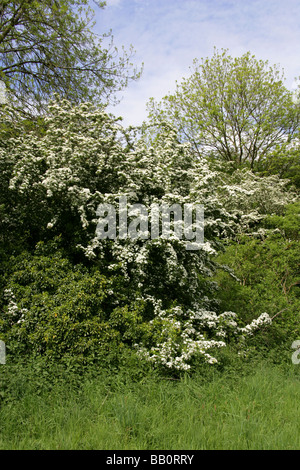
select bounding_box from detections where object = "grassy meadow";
[0,353,299,450]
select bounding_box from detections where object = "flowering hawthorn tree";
[1,100,294,370]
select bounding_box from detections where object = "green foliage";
[258,142,300,189]
[0,0,142,114]
[214,207,300,349]
[0,240,150,366]
[147,48,299,171]
[265,201,300,239]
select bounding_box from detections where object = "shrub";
[0,100,296,371]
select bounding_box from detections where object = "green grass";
[0,360,299,450]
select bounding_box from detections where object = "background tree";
[147,48,299,170]
[0,0,142,114]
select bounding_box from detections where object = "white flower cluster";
[217,169,296,227]
[136,301,272,371]
[238,312,272,336]
[3,289,27,325]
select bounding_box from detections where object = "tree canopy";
[0,0,142,114]
[147,48,300,170]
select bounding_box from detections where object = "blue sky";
[94,0,300,126]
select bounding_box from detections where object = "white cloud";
[95,0,300,126]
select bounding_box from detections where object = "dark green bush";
[0,240,151,368]
[214,216,300,350]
